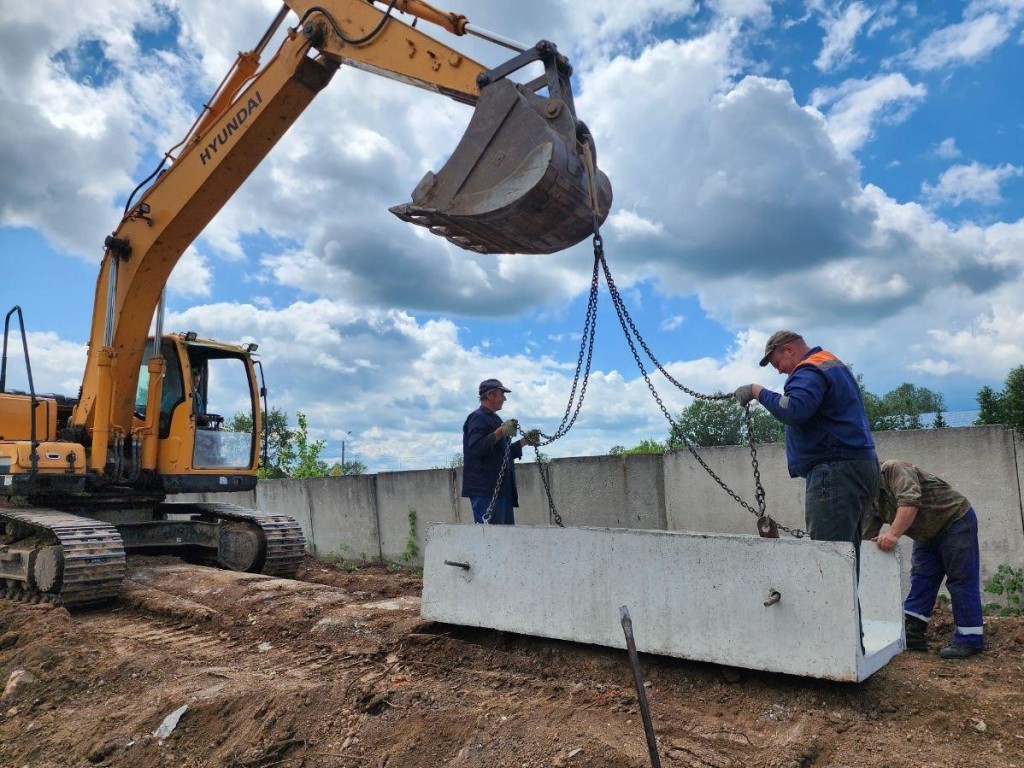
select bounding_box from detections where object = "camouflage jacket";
[862,459,970,542]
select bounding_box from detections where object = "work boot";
[903,614,928,652]
[939,643,983,659]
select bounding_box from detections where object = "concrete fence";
[183,425,1024,584]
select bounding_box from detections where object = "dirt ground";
[1,556,1022,768]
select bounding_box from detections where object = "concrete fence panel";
[255,479,312,550]
[376,469,459,565]
[664,441,805,535]
[301,476,380,561]
[532,454,666,529]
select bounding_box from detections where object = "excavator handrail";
[1,306,41,474]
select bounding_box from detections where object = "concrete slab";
[421,524,904,682]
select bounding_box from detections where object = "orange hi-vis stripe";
[794,350,840,371]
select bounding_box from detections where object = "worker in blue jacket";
[461,378,540,524]
[733,331,880,553]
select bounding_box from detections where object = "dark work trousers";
[470,496,515,525]
[804,458,881,578]
[903,507,984,649]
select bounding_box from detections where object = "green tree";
[976,365,1024,429]
[856,374,886,430]
[931,409,947,429]
[857,376,946,431]
[289,411,329,477]
[228,406,293,479]
[668,399,782,449]
[975,385,1004,425]
[330,460,368,476]
[749,408,786,444]
[878,383,945,430]
[431,454,464,470]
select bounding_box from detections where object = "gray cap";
[479,378,511,397]
[759,331,803,367]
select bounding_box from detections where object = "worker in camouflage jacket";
[862,459,984,659]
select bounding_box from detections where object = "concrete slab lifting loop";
[764,590,781,607]
[757,515,779,538]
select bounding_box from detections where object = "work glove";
[498,419,519,438]
[524,429,541,446]
[733,384,755,407]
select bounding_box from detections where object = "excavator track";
[160,502,306,578]
[0,509,126,608]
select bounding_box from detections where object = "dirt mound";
[1,555,1022,767]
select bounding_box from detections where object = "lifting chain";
[481,436,511,525]
[597,246,804,538]
[482,430,564,528]
[484,140,805,538]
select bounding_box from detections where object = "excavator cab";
[390,41,613,255]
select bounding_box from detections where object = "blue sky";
[2,0,1022,471]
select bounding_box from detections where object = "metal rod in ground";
[619,605,662,768]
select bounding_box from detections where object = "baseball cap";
[759,331,803,367]
[479,378,512,397]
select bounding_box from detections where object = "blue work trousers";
[904,507,984,649]
[470,496,515,525]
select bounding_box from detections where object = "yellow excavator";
[0,0,612,606]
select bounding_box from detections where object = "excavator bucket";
[390,43,613,255]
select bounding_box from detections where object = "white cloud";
[912,12,1013,70]
[167,247,214,297]
[2,333,86,394]
[935,138,962,159]
[810,73,927,155]
[815,2,874,72]
[908,358,961,376]
[566,0,699,49]
[921,162,1024,207]
[608,209,666,239]
[661,315,685,331]
[707,0,773,23]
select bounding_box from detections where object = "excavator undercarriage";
[0,502,305,607]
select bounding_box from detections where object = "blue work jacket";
[757,347,877,478]
[461,406,522,503]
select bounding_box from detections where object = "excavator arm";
[69,0,612,482]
